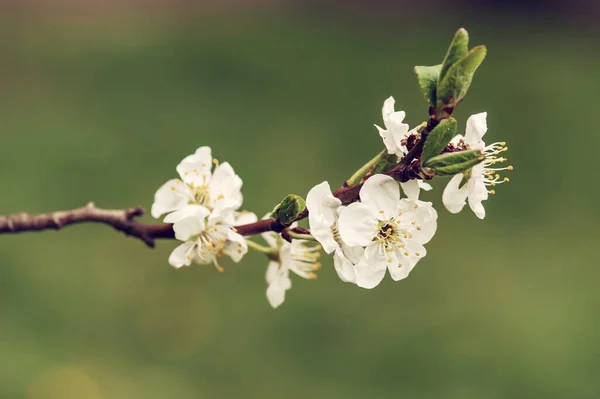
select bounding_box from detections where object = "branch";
[0,115,446,247]
[0,202,173,248]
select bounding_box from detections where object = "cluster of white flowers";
[305,97,510,290]
[151,96,510,308]
[151,146,256,271]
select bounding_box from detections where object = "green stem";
[345,149,388,186]
[246,240,276,255]
[287,231,318,242]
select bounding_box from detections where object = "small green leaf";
[272,194,306,226]
[422,149,484,176]
[421,118,458,163]
[439,28,469,82]
[437,45,487,110]
[370,153,398,175]
[414,64,442,105]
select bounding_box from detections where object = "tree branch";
[0,202,173,248]
[0,116,447,247]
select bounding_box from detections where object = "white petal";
[400,180,420,201]
[376,124,400,155]
[467,178,488,219]
[418,181,433,192]
[338,203,377,247]
[389,242,426,281]
[151,179,192,219]
[164,205,211,241]
[342,243,364,265]
[354,242,387,289]
[442,174,470,214]
[266,261,291,308]
[176,146,213,186]
[388,111,406,127]
[223,230,248,263]
[306,181,342,254]
[385,248,410,281]
[168,241,197,268]
[464,112,488,147]
[399,200,438,244]
[381,96,395,127]
[360,174,400,219]
[235,211,258,225]
[209,162,244,221]
[333,249,356,284]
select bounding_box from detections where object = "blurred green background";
[1,3,599,398]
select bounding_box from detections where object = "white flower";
[166,204,255,271]
[306,181,364,283]
[338,175,437,289]
[151,146,243,222]
[442,113,511,219]
[262,229,321,308]
[375,96,410,157]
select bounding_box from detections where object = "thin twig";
[0,202,173,248]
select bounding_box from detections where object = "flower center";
[481,141,513,195]
[375,215,422,268]
[290,242,322,279]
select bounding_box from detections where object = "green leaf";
[272,194,306,226]
[421,118,458,163]
[422,149,484,176]
[414,64,442,105]
[370,153,398,175]
[437,45,487,110]
[439,28,469,82]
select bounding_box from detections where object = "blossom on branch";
[151,146,243,221]
[306,181,364,284]
[338,175,437,289]
[375,96,411,157]
[442,113,511,219]
[262,227,321,308]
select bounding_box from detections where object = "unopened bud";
[272,194,306,227]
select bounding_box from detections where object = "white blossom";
[165,204,256,271]
[442,113,511,219]
[306,181,364,283]
[338,175,437,289]
[151,146,243,222]
[262,228,321,308]
[375,96,411,157]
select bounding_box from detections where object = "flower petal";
[338,202,377,247]
[168,241,197,268]
[354,242,387,289]
[176,146,213,186]
[467,177,488,219]
[442,174,470,214]
[400,179,420,201]
[306,181,342,254]
[360,174,400,219]
[209,162,243,221]
[381,96,395,127]
[266,261,291,308]
[164,205,211,241]
[151,179,192,219]
[235,211,258,225]
[399,199,438,244]
[223,230,248,263]
[333,248,357,284]
[389,241,426,281]
[464,112,488,148]
[376,124,400,156]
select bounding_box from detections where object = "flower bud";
[272,194,306,226]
